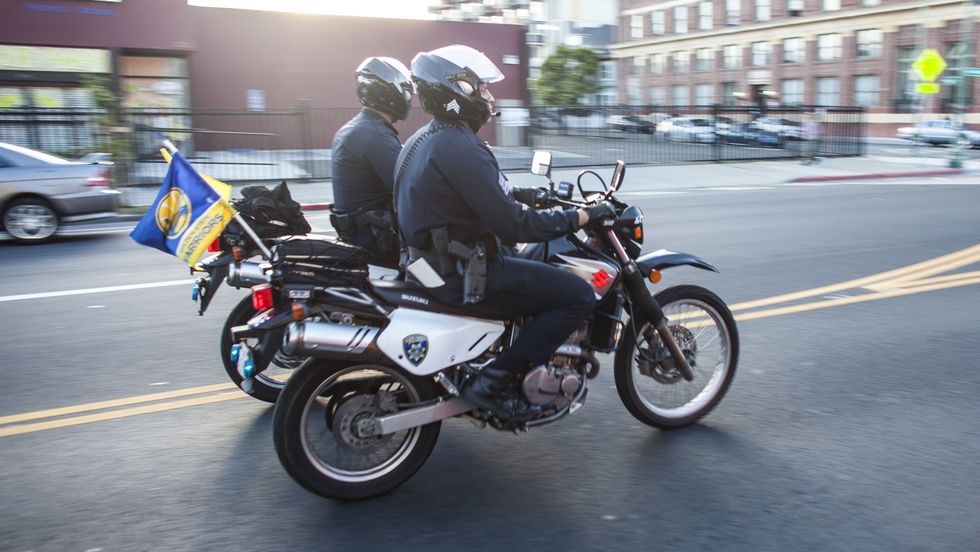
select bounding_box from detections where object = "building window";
[751,42,772,66]
[631,14,644,39]
[815,76,840,105]
[781,79,804,105]
[783,37,805,63]
[895,45,917,108]
[673,51,689,72]
[633,56,646,75]
[651,53,666,74]
[672,84,689,105]
[675,6,688,34]
[817,34,842,61]
[944,41,975,111]
[628,86,642,105]
[853,75,880,106]
[696,48,714,71]
[787,0,804,15]
[722,82,737,105]
[755,0,771,22]
[650,87,666,106]
[695,84,714,104]
[652,11,665,35]
[856,29,883,58]
[861,0,880,5]
[699,2,713,30]
[723,44,742,69]
[725,0,740,25]
[600,61,615,81]
[823,0,840,11]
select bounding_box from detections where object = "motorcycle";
[233,152,739,500]
[190,191,399,403]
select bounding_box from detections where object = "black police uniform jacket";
[331,109,401,213]
[396,118,579,250]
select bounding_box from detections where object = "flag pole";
[161,140,273,260]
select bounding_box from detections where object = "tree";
[533,46,601,106]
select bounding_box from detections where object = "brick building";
[610,0,979,136]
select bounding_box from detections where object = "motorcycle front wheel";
[273,360,442,501]
[614,285,739,429]
[220,295,301,403]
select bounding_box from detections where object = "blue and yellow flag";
[130,151,236,266]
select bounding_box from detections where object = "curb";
[787,168,966,183]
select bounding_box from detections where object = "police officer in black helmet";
[395,45,617,421]
[330,57,414,266]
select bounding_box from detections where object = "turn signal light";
[649,270,662,284]
[207,238,221,253]
[232,246,244,261]
[634,227,643,240]
[291,301,306,321]
[252,283,274,311]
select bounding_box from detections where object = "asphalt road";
[1,176,979,551]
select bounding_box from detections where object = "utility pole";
[948,0,976,168]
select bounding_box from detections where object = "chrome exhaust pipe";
[282,320,380,358]
[226,261,270,288]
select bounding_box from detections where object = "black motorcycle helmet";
[411,44,504,132]
[356,57,414,122]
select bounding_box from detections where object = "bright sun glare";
[188,0,434,20]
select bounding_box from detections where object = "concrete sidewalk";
[117,154,979,211]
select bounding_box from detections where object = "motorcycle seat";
[368,280,509,321]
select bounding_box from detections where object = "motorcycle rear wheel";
[614,285,739,429]
[220,295,300,403]
[273,360,442,501]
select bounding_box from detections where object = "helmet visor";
[429,44,504,83]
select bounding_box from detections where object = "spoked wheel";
[220,295,303,403]
[273,360,442,501]
[615,285,739,429]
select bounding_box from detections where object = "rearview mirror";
[531,151,552,177]
[610,160,625,192]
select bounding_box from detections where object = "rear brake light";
[207,238,221,253]
[252,284,274,311]
[85,168,112,187]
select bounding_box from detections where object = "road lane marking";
[0,279,194,303]
[0,392,245,438]
[729,243,980,312]
[1,243,979,437]
[0,383,236,425]
[734,274,980,321]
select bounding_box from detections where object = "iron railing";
[0,104,865,185]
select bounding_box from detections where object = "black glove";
[511,187,549,209]
[585,201,617,227]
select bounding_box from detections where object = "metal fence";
[0,104,864,185]
[529,104,865,170]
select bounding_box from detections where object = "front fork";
[605,230,695,381]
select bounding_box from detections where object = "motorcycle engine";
[521,364,583,408]
[521,322,589,408]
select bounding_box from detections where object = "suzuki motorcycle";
[191,202,398,403]
[234,153,739,500]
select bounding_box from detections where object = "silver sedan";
[0,142,120,243]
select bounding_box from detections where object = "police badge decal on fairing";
[402,334,429,366]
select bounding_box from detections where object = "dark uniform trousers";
[424,255,596,374]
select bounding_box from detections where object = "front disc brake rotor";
[636,324,698,384]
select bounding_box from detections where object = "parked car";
[717,123,783,147]
[656,117,717,142]
[607,115,656,134]
[752,117,803,140]
[897,119,977,146]
[0,142,119,243]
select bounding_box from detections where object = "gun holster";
[428,228,489,304]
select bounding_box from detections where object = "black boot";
[462,366,540,422]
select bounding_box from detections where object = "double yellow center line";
[3,244,979,438]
